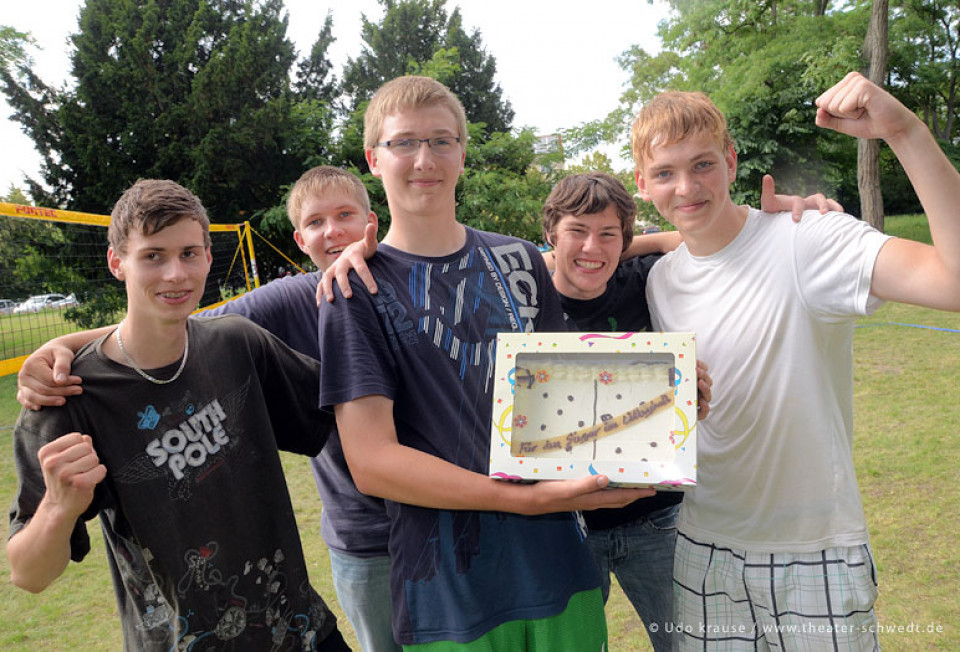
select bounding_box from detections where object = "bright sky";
[1,0,669,199]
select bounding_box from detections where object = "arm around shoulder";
[17,326,113,410]
[622,231,682,260]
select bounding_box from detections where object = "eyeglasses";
[375,136,462,157]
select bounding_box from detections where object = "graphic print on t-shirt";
[371,241,546,391]
[108,379,251,499]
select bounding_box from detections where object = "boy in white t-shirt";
[635,72,960,649]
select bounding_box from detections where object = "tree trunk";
[859,0,889,231]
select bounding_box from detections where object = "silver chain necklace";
[115,320,189,385]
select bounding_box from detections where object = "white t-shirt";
[647,208,892,552]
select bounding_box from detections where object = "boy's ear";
[293,229,308,255]
[366,211,377,227]
[365,148,381,178]
[107,246,124,281]
[725,143,738,183]
[635,170,652,202]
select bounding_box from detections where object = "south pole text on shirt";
[145,399,229,480]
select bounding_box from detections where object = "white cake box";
[489,331,697,489]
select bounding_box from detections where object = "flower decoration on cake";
[598,370,614,385]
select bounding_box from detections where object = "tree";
[859,0,889,231]
[0,25,33,71]
[889,1,960,142]
[442,9,513,134]
[294,10,338,105]
[1,26,45,202]
[457,127,557,243]
[342,0,513,134]
[1,0,308,223]
[342,0,444,100]
[3,184,30,205]
[249,7,344,268]
[566,1,871,209]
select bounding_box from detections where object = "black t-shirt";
[11,315,342,650]
[559,254,683,530]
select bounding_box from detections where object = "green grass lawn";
[0,310,85,362]
[1,303,958,649]
[883,213,931,245]
[0,215,957,649]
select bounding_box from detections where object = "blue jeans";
[328,548,400,652]
[586,503,679,652]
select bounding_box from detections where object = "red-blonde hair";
[631,91,734,173]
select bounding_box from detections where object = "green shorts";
[404,587,607,651]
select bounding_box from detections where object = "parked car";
[0,299,17,315]
[13,293,80,314]
[52,293,80,309]
[635,219,662,235]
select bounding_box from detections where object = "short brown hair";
[108,179,210,254]
[542,173,636,252]
[363,76,468,151]
[286,166,371,231]
[631,91,734,173]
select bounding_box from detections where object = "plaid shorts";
[673,532,880,651]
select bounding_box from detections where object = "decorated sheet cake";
[489,331,697,488]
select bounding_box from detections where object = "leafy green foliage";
[2,185,29,205]
[0,212,122,329]
[563,1,960,218]
[0,218,77,301]
[294,10,338,105]
[8,0,957,262]
[2,0,314,222]
[617,2,870,206]
[2,0,350,273]
[0,25,33,72]
[458,128,556,244]
[889,1,960,142]
[64,287,126,329]
[587,2,960,225]
[342,0,513,134]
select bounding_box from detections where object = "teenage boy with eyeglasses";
[317,75,656,650]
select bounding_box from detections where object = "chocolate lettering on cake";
[514,391,674,455]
